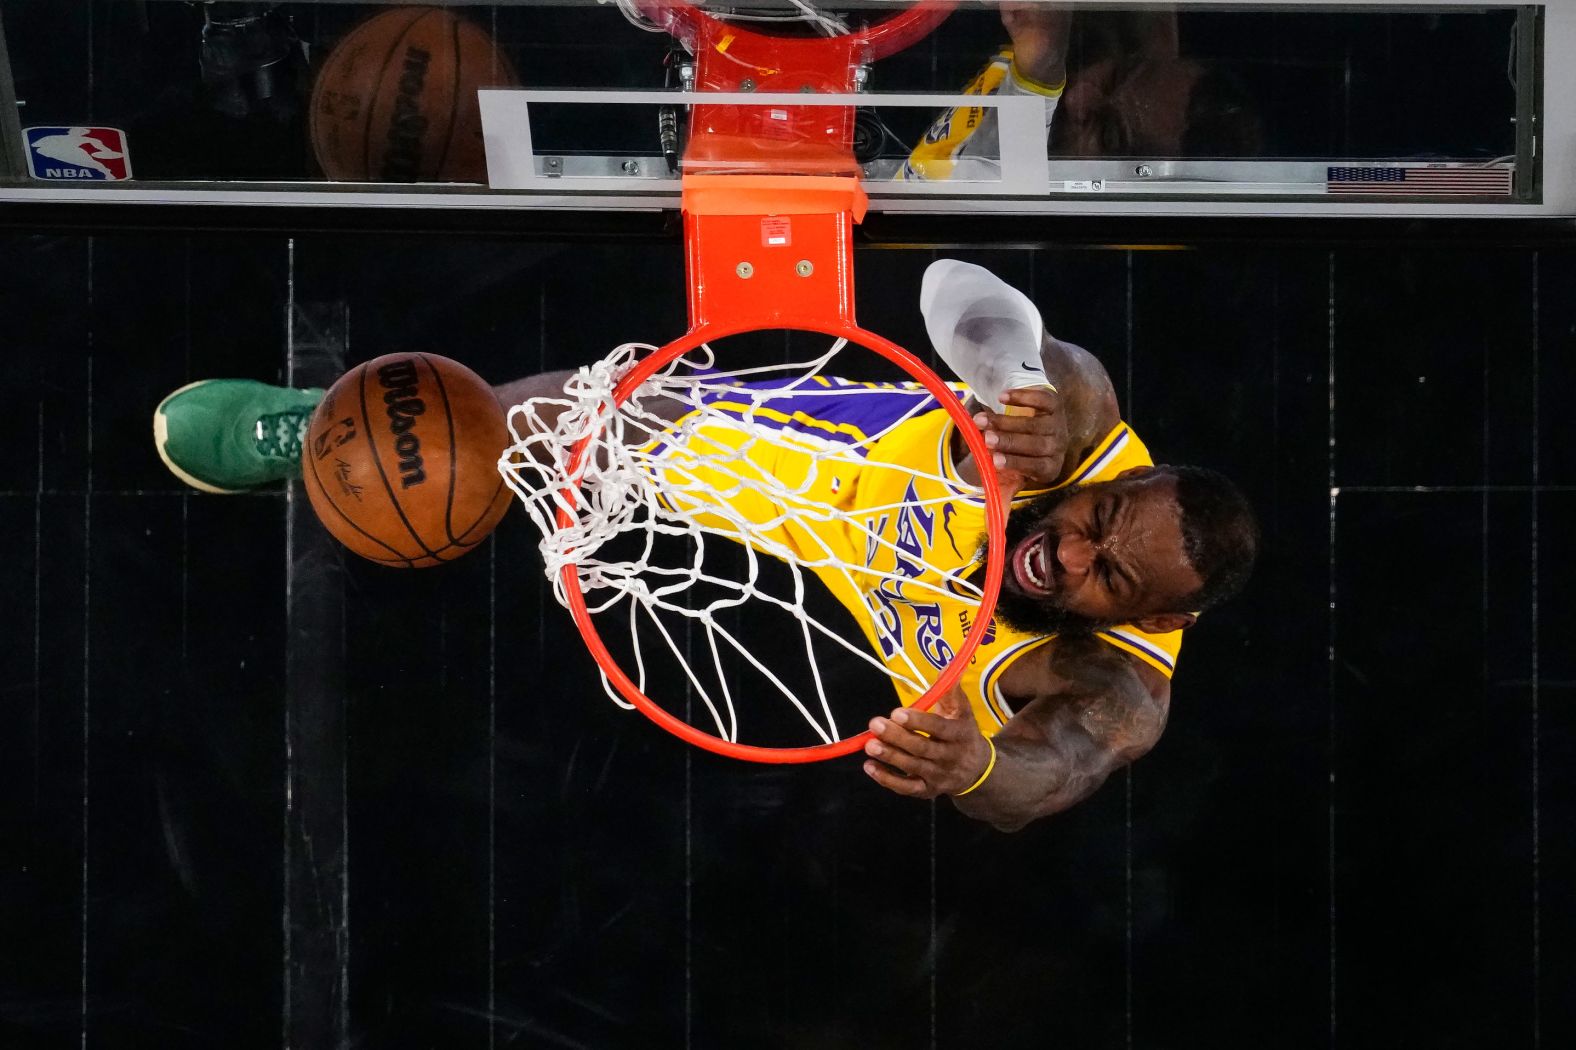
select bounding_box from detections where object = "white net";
[498,337,990,747]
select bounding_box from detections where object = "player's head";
[989,464,1258,636]
[1051,56,1262,158]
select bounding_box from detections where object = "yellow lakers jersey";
[654,377,1181,738]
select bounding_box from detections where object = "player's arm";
[863,636,1168,831]
[1000,1,1073,89]
[493,371,689,465]
[901,6,1070,183]
[955,638,1168,830]
[493,371,578,415]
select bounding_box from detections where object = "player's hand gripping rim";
[863,685,994,799]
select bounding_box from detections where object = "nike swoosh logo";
[942,504,964,559]
[1021,360,1043,373]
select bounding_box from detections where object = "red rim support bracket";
[683,174,867,333]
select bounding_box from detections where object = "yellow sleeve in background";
[901,49,1064,182]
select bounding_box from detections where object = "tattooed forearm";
[950,639,1170,830]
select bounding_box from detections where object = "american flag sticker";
[1327,165,1513,196]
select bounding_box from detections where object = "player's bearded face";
[974,485,1108,637]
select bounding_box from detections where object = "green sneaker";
[154,379,325,493]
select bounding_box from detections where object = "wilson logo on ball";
[378,358,428,488]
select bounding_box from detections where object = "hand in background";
[1000,1,1074,86]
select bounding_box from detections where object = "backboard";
[0,0,1565,216]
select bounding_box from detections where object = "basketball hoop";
[500,322,1005,764]
[496,0,993,762]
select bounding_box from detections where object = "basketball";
[309,7,517,183]
[303,353,511,568]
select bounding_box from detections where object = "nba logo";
[24,127,132,181]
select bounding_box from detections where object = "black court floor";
[2,233,1573,1048]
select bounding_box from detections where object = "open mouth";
[1011,528,1054,597]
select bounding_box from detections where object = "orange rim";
[556,320,1006,763]
[632,0,957,63]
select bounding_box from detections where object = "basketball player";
[154,261,1257,831]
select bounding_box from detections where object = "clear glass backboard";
[0,1,1561,215]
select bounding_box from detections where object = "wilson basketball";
[303,354,512,568]
[309,7,517,183]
